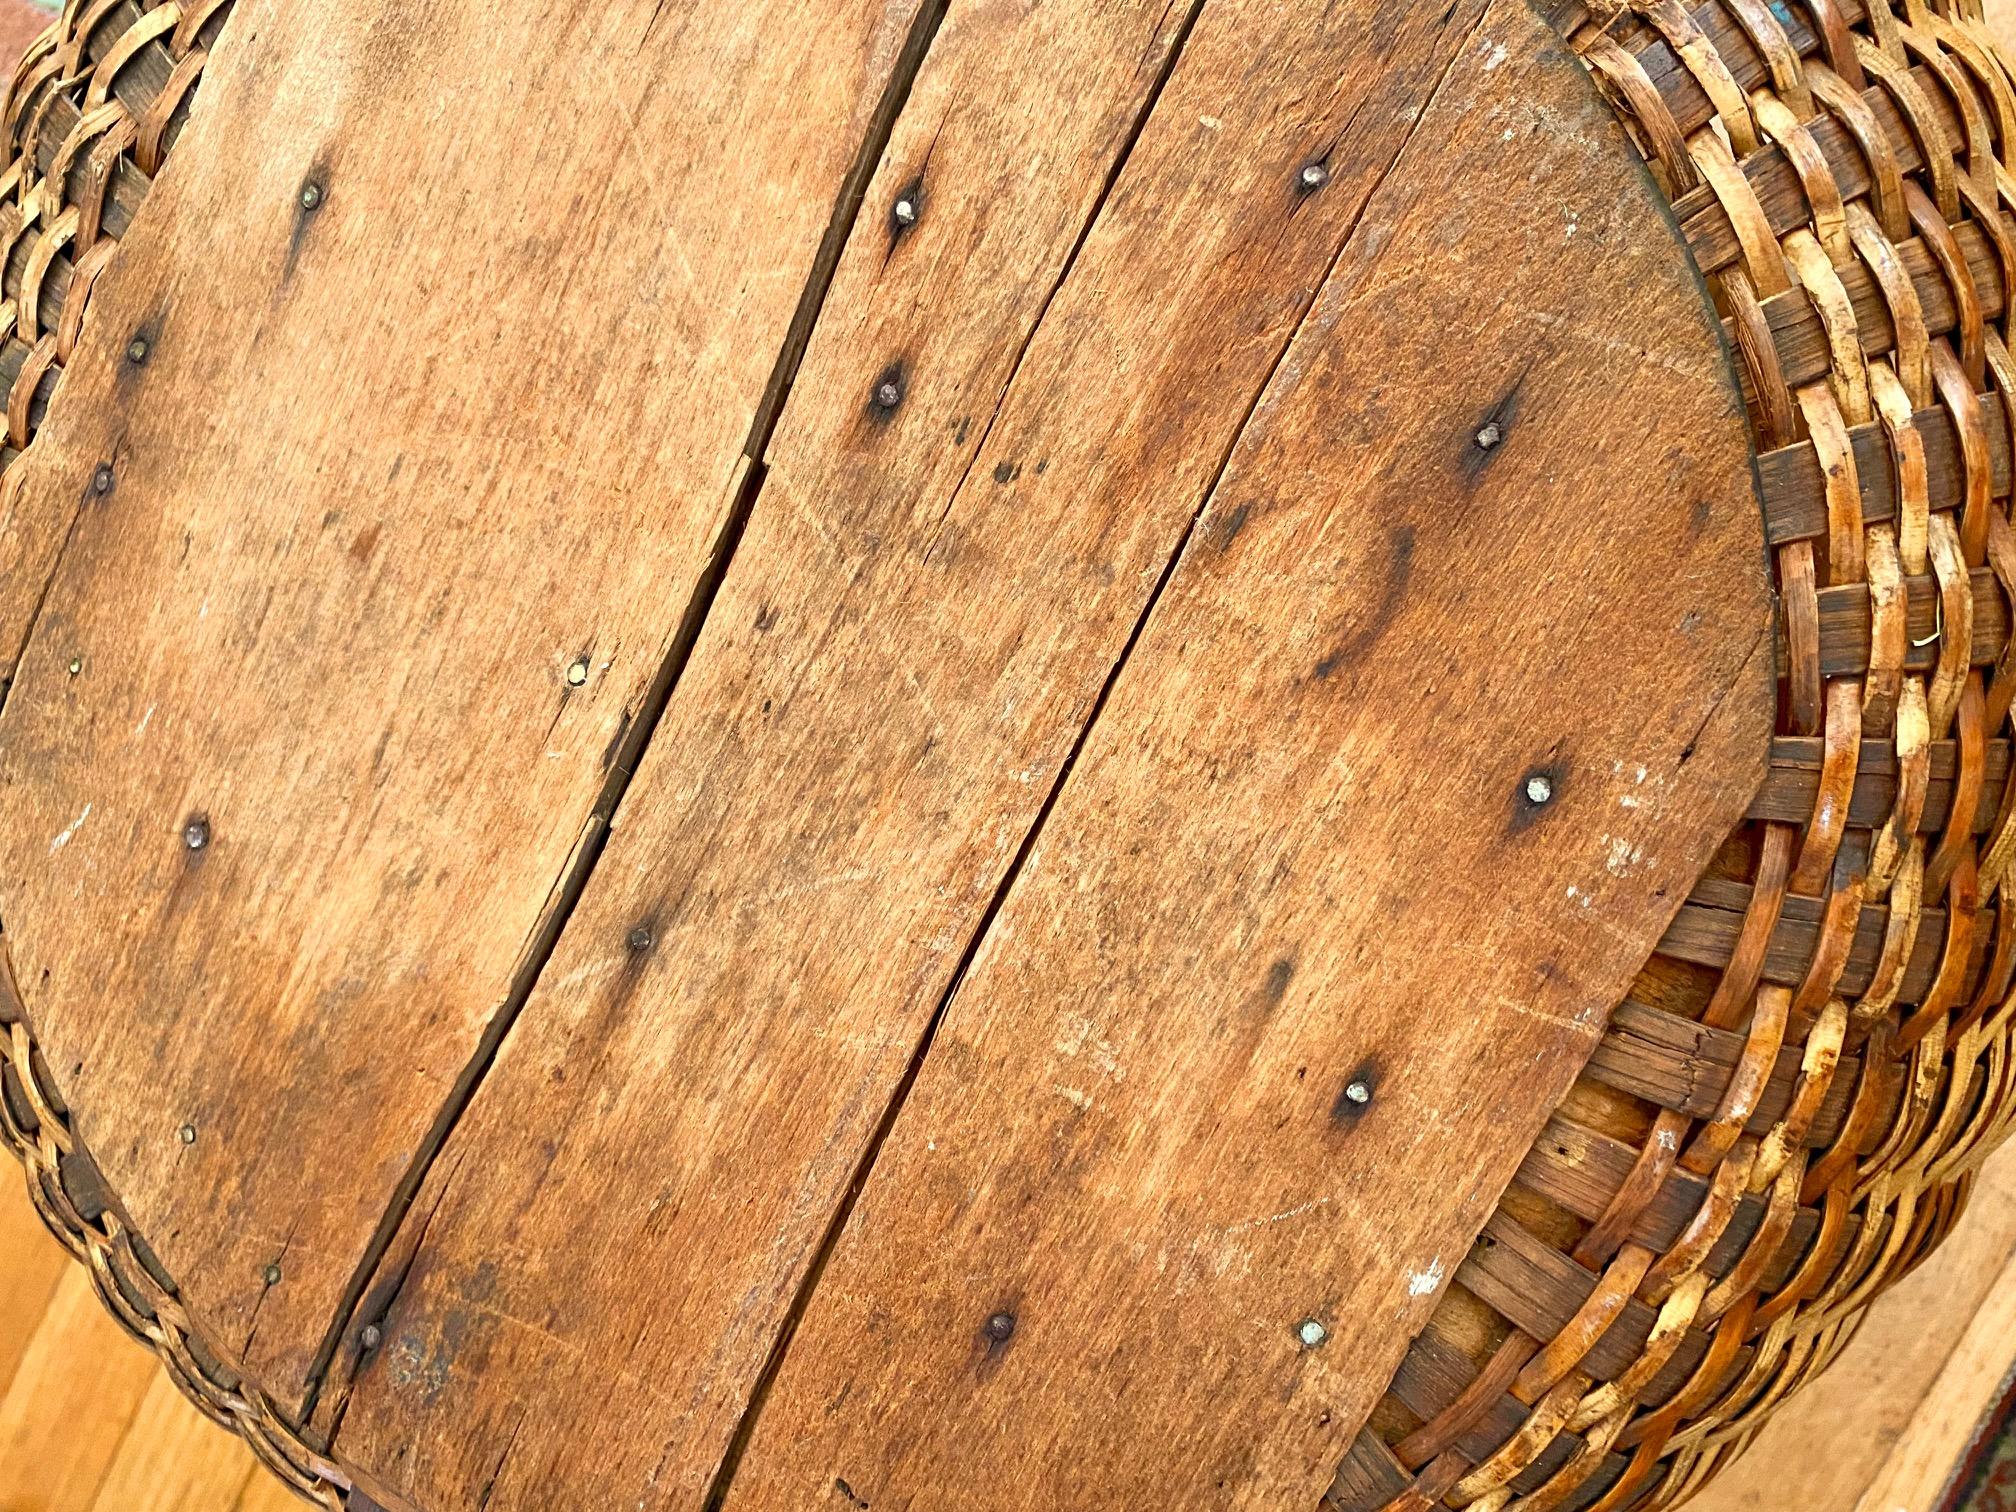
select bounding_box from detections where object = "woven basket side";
[1331,3,2016,1509]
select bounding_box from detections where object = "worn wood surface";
[312,0,1772,1507]
[0,3,1779,1511]
[316,1,1566,1506]
[0,0,924,1420]
[716,7,1773,1506]
[12,1137,2016,1512]
[0,1168,406,1512]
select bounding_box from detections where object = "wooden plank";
[1859,1238,2016,1510]
[0,1264,157,1508]
[0,0,926,1419]
[234,1468,311,1512]
[1859,1239,2016,1512]
[86,1371,263,1512]
[714,6,1773,1507]
[300,2,1693,1508]
[0,1170,68,1400]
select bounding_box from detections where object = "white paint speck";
[1604,834,1643,876]
[49,804,91,854]
[134,704,155,737]
[1408,1257,1446,1298]
[1482,41,1508,69]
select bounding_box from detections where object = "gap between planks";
[294,0,957,1427]
[694,1,1502,1502]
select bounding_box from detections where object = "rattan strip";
[0,2,345,1506]
[1336,1,2016,1509]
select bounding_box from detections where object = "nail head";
[91,464,114,495]
[1476,421,1503,450]
[1344,1079,1371,1106]
[182,817,210,851]
[983,1311,1016,1343]
[1297,1318,1328,1348]
[626,924,654,954]
[565,659,589,687]
[66,657,82,676]
[874,378,904,410]
[893,197,918,226]
[1299,162,1330,190]
[360,1324,383,1350]
[1524,774,1554,806]
[126,336,148,365]
[299,182,322,210]
[262,1263,282,1286]
[177,1123,196,1145]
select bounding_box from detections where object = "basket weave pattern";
[1332,2,2016,1508]
[2,3,2016,1511]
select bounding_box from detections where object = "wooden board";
[0,0,925,1418]
[312,3,1771,1510]
[715,9,1773,1507]
[312,0,1513,1499]
[0,1264,158,1506]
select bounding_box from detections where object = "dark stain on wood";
[889,174,924,242]
[834,1475,870,1508]
[120,314,160,380]
[598,704,635,773]
[867,362,907,422]
[1312,524,1415,680]
[1262,956,1295,1005]
[754,604,779,632]
[286,163,329,277]
[1212,500,1252,552]
[991,460,1021,485]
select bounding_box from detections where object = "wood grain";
[0,1151,67,1398]
[85,1372,266,1512]
[0,0,924,1420]
[0,1265,157,1506]
[318,3,1595,1505]
[713,7,1773,1507]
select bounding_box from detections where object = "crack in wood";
[296,0,960,1433]
[693,5,1497,1504]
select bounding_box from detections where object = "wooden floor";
[0,1173,303,1512]
[0,1142,2009,1511]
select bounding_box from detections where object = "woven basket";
[1331,3,2016,1507]
[2,2,2015,1510]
